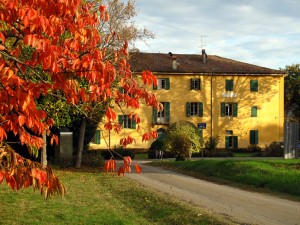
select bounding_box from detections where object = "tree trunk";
[74,117,86,168]
[41,132,47,167]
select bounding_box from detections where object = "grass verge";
[0,167,236,225]
[150,159,300,199]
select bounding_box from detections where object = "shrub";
[204,136,220,151]
[148,138,165,159]
[164,121,201,160]
[149,138,165,151]
[263,142,283,157]
[81,151,104,167]
[247,144,262,153]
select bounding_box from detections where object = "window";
[250,130,259,145]
[251,106,257,117]
[118,115,136,129]
[186,102,203,117]
[225,79,234,91]
[225,136,238,148]
[153,102,170,124]
[93,130,101,144]
[225,130,233,135]
[221,102,238,117]
[190,78,201,90]
[250,80,258,92]
[118,87,133,97]
[154,78,170,90]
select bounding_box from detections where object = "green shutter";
[251,106,257,117]
[250,80,258,92]
[118,115,123,126]
[131,116,136,129]
[233,136,238,148]
[165,102,170,122]
[226,79,233,91]
[152,108,157,124]
[221,102,225,117]
[166,78,170,90]
[250,130,258,145]
[199,102,203,117]
[225,136,229,149]
[233,103,238,117]
[190,79,193,90]
[95,130,100,144]
[186,102,191,117]
[198,79,201,90]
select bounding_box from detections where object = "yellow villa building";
[91,50,285,150]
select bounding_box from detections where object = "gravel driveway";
[126,160,300,225]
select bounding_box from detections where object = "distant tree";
[70,0,155,167]
[282,64,300,120]
[164,121,201,160]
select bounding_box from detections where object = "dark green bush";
[247,144,262,152]
[262,142,283,157]
[81,151,104,167]
[149,138,165,150]
[204,136,220,152]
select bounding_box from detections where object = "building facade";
[90,51,285,150]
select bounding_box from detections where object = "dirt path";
[126,161,300,225]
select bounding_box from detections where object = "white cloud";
[131,0,300,69]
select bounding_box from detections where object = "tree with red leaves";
[0,0,159,198]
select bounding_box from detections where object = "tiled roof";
[129,52,285,75]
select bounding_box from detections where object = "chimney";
[202,49,207,64]
[172,56,177,70]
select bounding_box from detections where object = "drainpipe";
[210,75,213,138]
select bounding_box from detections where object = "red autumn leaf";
[27,8,37,20]
[18,115,26,126]
[5,174,16,190]
[134,164,142,174]
[104,159,116,172]
[0,32,5,43]
[105,107,116,121]
[118,167,124,176]
[0,171,5,184]
[0,127,7,142]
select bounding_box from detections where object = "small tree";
[204,136,220,152]
[164,121,201,160]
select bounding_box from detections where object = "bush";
[148,139,175,159]
[204,136,220,151]
[81,151,104,167]
[262,142,283,157]
[164,121,201,160]
[149,138,165,151]
[247,144,262,153]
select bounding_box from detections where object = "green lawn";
[151,159,300,198]
[0,167,235,225]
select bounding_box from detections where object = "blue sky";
[131,0,300,69]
